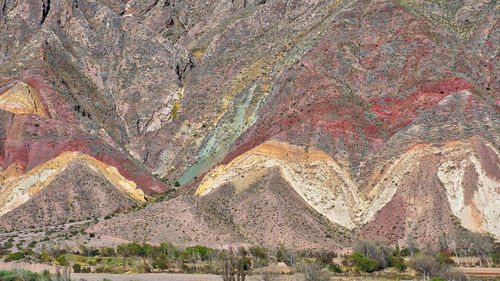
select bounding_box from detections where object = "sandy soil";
[458,267,500,276]
[71,273,302,281]
[0,261,57,273]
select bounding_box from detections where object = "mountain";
[0,0,498,249]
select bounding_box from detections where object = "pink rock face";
[223,11,475,169]
[475,139,500,183]
[0,77,169,194]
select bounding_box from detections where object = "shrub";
[41,269,51,279]
[153,259,168,270]
[389,255,407,272]
[56,255,68,266]
[437,252,454,265]
[276,245,299,267]
[492,253,500,264]
[250,246,267,259]
[354,240,392,269]
[72,263,82,273]
[351,252,378,273]
[6,252,24,261]
[0,269,49,281]
[100,246,116,257]
[401,247,420,257]
[297,261,328,281]
[409,254,467,280]
[327,261,342,273]
[254,257,269,268]
[184,245,213,261]
[40,251,51,262]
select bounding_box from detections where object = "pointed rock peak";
[0,82,48,117]
[0,151,146,216]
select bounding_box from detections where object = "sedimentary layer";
[197,136,500,241]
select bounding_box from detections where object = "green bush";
[56,255,68,266]
[436,252,454,265]
[40,251,51,262]
[153,259,168,270]
[401,247,420,257]
[41,269,51,279]
[184,245,212,261]
[254,257,269,268]
[492,253,500,264]
[327,261,342,273]
[6,252,24,261]
[100,246,116,257]
[72,263,82,273]
[2,242,13,250]
[354,240,392,269]
[249,246,267,259]
[351,252,378,273]
[0,269,49,281]
[430,278,445,281]
[389,255,407,272]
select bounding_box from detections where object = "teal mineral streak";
[177,84,259,185]
[175,22,336,186]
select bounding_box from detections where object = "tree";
[276,245,299,267]
[354,240,391,269]
[409,254,442,280]
[297,261,327,281]
[403,235,419,258]
[220,248,249,281]
[117,244,129,271]
[222,249,236,281]
[470,232,493,267]
[237,247,249,281]
[250,246,267,259]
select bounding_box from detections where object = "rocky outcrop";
[0,154,146,231]
[0,151,145,217]
[197,136,500,243]
[91,169,349,249]
[0,82,48,117]
[0,0,498,246]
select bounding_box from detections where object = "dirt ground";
[458,267,500,276]
[71,273,302,281]
[0,261,56,273]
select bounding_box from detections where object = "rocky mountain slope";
[0,0,498,249]
[91,169,350,249]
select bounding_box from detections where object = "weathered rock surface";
[91,169,349,249]
[0,154,145,231]
[0,0,498,247]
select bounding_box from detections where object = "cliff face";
[0,0,498,247]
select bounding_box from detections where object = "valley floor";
[71,273,299,281]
